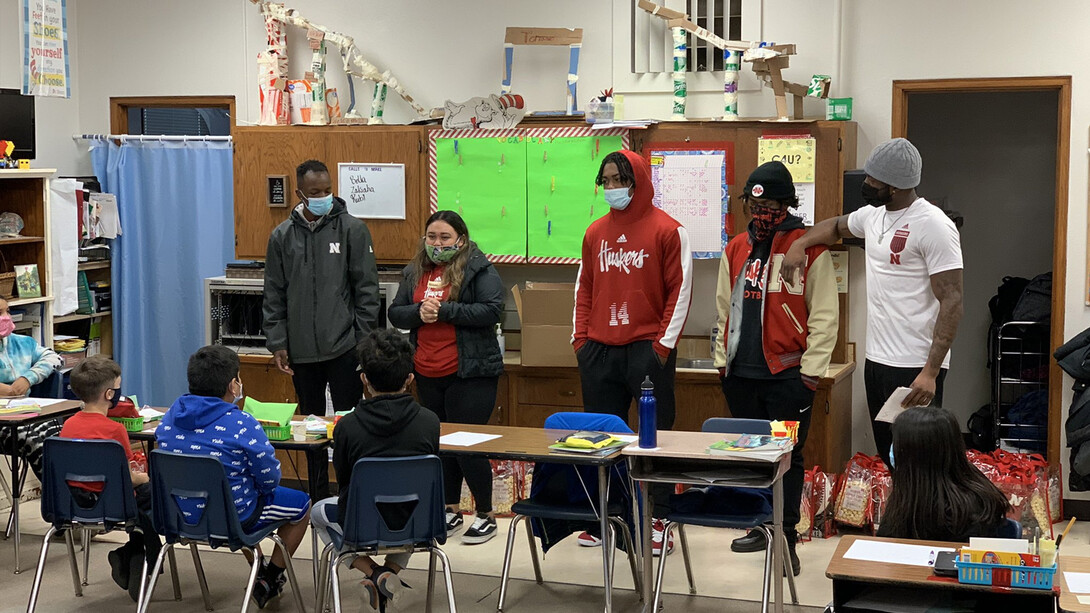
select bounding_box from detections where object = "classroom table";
[127,410,333,501]
[622,430,791,613]
[0,399,82,573]
[1060,555,1090,612]
[438,422,632,613]
[826,534,1057,612]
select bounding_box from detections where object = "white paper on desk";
[968,536,1028,553]
[844,539,954,567]
[613,434,638,443]
[440,432,502,447]
[1078,595,1090,605]
[11,397,66,407]
[1065,572,1090,594]
[874,387,914,423]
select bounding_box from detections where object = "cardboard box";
[511,282,577,367]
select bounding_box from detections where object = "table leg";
[629,474,644,601]
[10,431,21,574]
[598,465,612,613]
[772,470,783,613]
[639,473,652,611]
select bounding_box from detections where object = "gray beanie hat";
[864,138,922,189]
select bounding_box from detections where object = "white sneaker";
[461,515,498,544]
[445,511,464,536]
[651,518,674,556]
[577,531,603,547]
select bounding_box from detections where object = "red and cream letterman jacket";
[571,149,693,359]
[713,227,838,378]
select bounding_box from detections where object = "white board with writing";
[337,163,406,220]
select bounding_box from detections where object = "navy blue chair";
[139,449,306,613]
[26,438,178,612]
[314,455,455,613]
[497,412,640,613]
[1000,518,1023,539]
[652,418,798,613]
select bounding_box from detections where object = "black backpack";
[988,276,1030,325]
[967,404,997,452]
[1012,272,1052,322]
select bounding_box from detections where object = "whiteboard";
[337,163,406,220]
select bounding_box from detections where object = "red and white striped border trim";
[523,127,629,144]
[486,254,527,264]
[525,256,580,265]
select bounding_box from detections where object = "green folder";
[242,397,297,427]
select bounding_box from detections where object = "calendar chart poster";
[648,144,734,258]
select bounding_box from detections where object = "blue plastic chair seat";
[511,499,625,522]
[665,510,771,530]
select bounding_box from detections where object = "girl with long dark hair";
[878,407,1010,542]
[388,210,505,544]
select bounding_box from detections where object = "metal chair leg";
[651,521,677,613]
[137,542,171,613]
[80,527,90,586]
[310,526,320,600]
[524,517,543,584]
[271,534,307,613]
[6,463,27,539]
[315,543,334,613]
[240,546,264,613]
[677,524,695,595]
[25,525,56,612]
[64,528,83,597]
[426,548,436,613]
[780,531,799,604]
[187,543,213,611]
[164,544,181,600]
[497,514,526,612]
[615,517,642,596]
[759,526,773,613]
[331,552,356,613]
[432,546,457,613]
[606,521,617,588]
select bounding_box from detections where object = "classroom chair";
[26,437,180,613]
[497,411,640,612]
[139,449,306,613]
[5,372,64,540]
[651,417,798,613]
[314,455,456,613]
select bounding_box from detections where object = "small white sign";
[337,163,406,220]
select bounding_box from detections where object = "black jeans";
[864,359,948,467]
[291,349,364,500]
[721,375,814,534]
[577,339,677,517]
[416,373,498,514]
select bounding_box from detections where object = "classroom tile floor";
[2,512,1082,612]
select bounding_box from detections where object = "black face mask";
[107,388,122,410]
[861,182,893,207]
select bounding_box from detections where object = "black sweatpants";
[721,375,814,534]
[416,373,498,514]
[577,339,676,517]
[864,359,947,467]
[291,349,364,500]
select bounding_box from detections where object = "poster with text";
[22,0,70,98]
[337,163,406,219]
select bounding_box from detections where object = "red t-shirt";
[413,266,459,377]
[59,411,135,492]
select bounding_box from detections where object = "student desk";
[0,399,82,573]
[1060,556,1090,612]
[127,411,333,501]
[438,423,631,613]
[826,535,1057,612]
[622,431,791,613]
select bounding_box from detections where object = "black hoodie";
[332,393,441,520]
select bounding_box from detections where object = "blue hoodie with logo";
[155,394,280,523]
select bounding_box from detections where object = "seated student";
[156,345,310,609]
[0,296,63,480]
[311,329,440,611]
[877,406,1010,542]
[58,355,161,602]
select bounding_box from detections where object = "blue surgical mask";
[889,444,895,469]
[305,194,334,216]
[604,187,633,210]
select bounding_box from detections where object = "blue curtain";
[90,140,233,406]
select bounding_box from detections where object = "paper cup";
[291,422,307,442]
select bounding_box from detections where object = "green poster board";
[525,136,624,259]
[434,136,527,258]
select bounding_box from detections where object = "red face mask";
[749,205,789,242]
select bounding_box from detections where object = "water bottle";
[638,375,657,448]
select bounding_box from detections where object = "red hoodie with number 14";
[572,149,693,358]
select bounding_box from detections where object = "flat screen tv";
[0,89,36,160]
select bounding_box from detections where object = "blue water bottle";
[638,375,657,448]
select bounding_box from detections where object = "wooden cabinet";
[673,373,729,432]
[804,364,855,471]
[238,354,297,403]
[233,126,427,264]
[0,170,56,347]
[508,370,584,427]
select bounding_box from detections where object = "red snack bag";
[107,396,140,418]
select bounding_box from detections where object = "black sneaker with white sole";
[445,511,464,536]
[461,515,497,544]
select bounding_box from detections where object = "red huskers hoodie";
[571,149,693,358]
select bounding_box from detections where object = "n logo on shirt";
[329,242,341,254]
[889,227,910,265]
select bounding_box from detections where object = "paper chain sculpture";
[251,1,430,125]
[638,0,831,121]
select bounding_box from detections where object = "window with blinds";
[631,0,742,74]
[130,107,231,136]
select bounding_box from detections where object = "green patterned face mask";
[427,242,461,264]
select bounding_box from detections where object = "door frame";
[109,96,236,135]
[892,76,1071,464]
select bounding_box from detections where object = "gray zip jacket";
[263,197,379,363]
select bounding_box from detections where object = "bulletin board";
[645,142,735,258]
[431,130,528,262]
[525,129,625,261]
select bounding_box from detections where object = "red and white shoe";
[577,531,602,547]
[651,519,674,556]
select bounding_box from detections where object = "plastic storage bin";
[110,416,145,433]
[956,560,1056,590]
[262,424,292,441]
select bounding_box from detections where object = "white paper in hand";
[874,387,915,423]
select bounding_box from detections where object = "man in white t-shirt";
[783,138,963,466]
